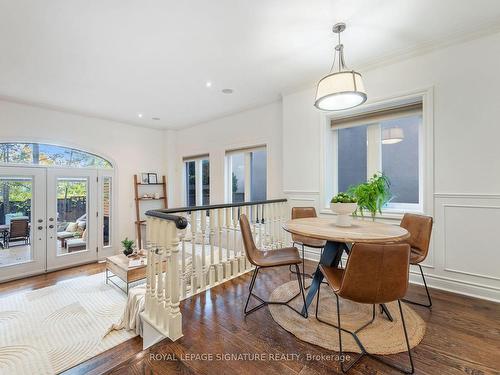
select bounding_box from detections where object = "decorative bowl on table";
[330,193,358,227]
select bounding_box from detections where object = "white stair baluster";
[200,209,207,290]
[190,211,197,295]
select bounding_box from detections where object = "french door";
[0,167,100,282]
[46,168,98,271]
[0,167,46,281]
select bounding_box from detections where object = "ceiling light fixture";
[137,113,143,118]
[206,81,212,88]
[382,127,404,144]
[222,88,234,94]
[314,23,367,111]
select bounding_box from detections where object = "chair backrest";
[291,207,317,242]
[239,214,259,266]
[338,242,411,304]
[400,213,433,260]
[291,207,317,220]
[10,218,29,238]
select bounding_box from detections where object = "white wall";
[2,31,499,301]
[171,101,283,207]
[282,32,500,301]
[0,99,167,255]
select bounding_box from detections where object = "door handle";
[38,219,43,223]
[48,225,54,229]
[38,226,43,230]
[49,218,54,222]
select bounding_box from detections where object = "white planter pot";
[330,203,358,227]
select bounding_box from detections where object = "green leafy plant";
[347,173,392,220]
[330,192,357,203]
[121,237,135,256]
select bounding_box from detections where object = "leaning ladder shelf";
[133,174,168,248]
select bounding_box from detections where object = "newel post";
[166,219,183,340]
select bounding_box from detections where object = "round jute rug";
[269,280,426,354]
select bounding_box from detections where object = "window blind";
[330,102,422,128]
[225,145,266,155]
[182,154,209,162]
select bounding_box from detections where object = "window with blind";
[330,102,423,210]
[183,155,210,207]
[225,146,267,203]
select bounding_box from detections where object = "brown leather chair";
[240,214,308,318]
[290,207,327,284]
[316,242,414,374]
[400,213,433,308]
[7,218,30,248]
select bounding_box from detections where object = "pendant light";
[314,23,367,111]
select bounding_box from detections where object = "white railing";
[142,199,287,342]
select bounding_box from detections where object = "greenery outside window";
[0,143,112,169]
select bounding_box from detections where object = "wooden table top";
[283,217,410,243]
[106,254,146,271]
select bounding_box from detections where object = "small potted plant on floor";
[330,192,358,227]
[121,237,135,256]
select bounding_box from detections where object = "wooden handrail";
[146,198,287,215]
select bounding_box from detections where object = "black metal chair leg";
[316,288,414,374]
[244,267,263,314]
[402,264,432,308]
[366,300,415,373]
[245,265,308,318]
[295,264,308,318]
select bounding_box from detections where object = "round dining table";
[283,217,410,320]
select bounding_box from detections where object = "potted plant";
[330,192,358,227]
[121,237,135,256]
[348,173,392,220]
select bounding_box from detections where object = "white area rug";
[0,273,137,375]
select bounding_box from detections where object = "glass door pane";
[46,168,97,271]
[0,177,33,266]
[0,167,46,282]
[56,178,88,255]
[185,161,196,207]
[230,153,245,203]
[250,149,267,201]
[102,176,112,247]
[201,159,210,206]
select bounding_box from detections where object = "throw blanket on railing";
[104,285,146,337]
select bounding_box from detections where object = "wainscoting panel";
[433,194,500,301]
[443,204,500,281]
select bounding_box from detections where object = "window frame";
[225,145,267,203]
[320,88,434,219]
[182,155,210,207]
[332,118,423,212]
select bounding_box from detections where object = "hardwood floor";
[1,261,499,375]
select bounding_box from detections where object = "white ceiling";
[1,0,500,129]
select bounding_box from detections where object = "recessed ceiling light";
[152,117,160,121]
[137,113,143,118]
[221,88,234,94]
[205,81,212,88]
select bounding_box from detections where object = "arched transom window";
[0,143,112,169]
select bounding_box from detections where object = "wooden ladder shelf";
[133,174,168,248]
